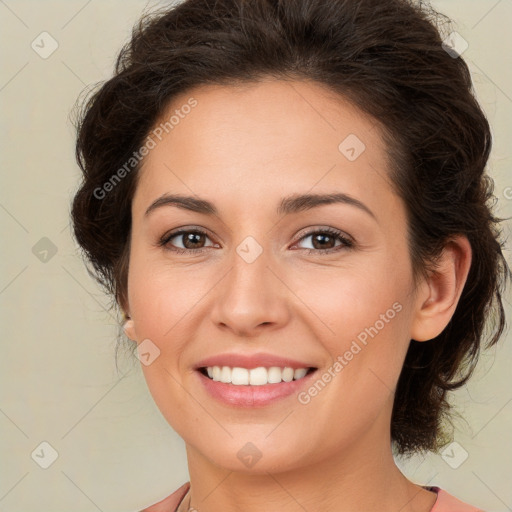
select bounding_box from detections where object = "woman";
[70,0,510,511]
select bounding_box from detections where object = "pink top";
[140,482,484,512]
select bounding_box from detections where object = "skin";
[123,79,472,512]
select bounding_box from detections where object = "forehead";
[133,79,397,219]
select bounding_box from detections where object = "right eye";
[159,228,218,254]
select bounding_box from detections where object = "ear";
[410,235,472,342]
[123,316,138,342]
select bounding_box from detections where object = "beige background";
[0,1,511,511]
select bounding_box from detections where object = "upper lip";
[194,352,317,370]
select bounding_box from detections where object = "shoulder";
[139,482,190,512]
[429,486,485,512]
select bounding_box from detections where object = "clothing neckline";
[176,486,190,512]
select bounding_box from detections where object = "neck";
[183,417,437,512]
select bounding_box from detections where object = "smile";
[196,365,318,407]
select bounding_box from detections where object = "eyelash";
[158,227,354,255]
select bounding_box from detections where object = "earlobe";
[123,317,137,341]
[410,235,472,342]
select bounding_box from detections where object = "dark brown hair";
[70,0,510,456]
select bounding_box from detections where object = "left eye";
[294,229,353,253]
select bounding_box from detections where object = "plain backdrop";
[0,1,511,511]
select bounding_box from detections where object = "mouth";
[195,365,319,407]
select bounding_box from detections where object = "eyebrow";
[144,192,376,220]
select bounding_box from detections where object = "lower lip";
[196,369,317,407]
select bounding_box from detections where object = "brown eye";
[295,228,354,254]
[178,231,207,249]
[310,232,337,250]
[159,228,216,254]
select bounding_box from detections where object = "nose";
[210,242,291,337]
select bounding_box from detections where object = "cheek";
[298,263,412,397]
[292,258,408,339]
[126,247,208,342]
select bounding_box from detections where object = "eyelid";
[293,226,353,244]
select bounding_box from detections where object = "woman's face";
[124,79,427,473]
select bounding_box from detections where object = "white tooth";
[231,367,249,385]
[207,365,309,384]
[212,366,221,381]
[294,368,308,380]
[220,366,232,383]
[267,366,283,384]
[282,367,294,382]
[249,367,268,385]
